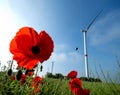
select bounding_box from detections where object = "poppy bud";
[40,65,43,72]
[25,69,28,75]
[7,69,12,76]
[16,70,22,81]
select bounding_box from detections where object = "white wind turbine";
[81,10,102,78]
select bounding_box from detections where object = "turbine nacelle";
[81,29,87,33]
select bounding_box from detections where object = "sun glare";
[0,7,26,66]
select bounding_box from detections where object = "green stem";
[10,60,14,69]
[35,62,40,77]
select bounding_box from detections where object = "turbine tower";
[51,61,55,74]
[82,10,102,78]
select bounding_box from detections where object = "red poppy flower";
[21,74,26,85]
[69,78,82,93]
[74,89,90,95]
[83,89,90,95]
[74,89,83,95]
[10,27,54,70]
[11,75,16,80]
[31,76,42,93]
[25,69,34,76]
[69,78,90,95]
[31,76,42,85]
[67,70,78,79]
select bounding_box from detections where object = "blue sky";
[0,0,120,80]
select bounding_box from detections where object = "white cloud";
[68,52,83,63]
[88,9,120,46]
[54,43,69,52]
[39,43,84,77]
[47,43,83,64]
[50,52,67,63]
[49,51,83,64]
[39,49,84,76]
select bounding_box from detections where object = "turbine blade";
[86,9,103,31]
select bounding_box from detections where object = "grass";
[42,78,120,95]
[83,81,120,95]
[43,78,120,95]
[0,71,120,95]
[42,78,73,95]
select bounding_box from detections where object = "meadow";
[0,70,120,95]
[43,77,120,95]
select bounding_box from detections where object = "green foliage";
[0,71,120,95]
[80,77,102,82]
[0,72,72,95]
[0,72,34,95]
[41,78,72,95]
[45,72,64,79]
[54,73,64,79]
[83,81,120,95]
[45,72,53,78]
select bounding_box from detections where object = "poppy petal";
[69,78,82,93]
[16,27,39,45]
[38,31,54,63]
[67,70,78,79]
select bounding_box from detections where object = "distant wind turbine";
[51,61,55,74]
[81,10,102,78]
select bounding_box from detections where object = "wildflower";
[10,27,54,70]
[67,70,78,79]
[83,89,90,95]
[69,78,90,95]
[31,76,42,93]
[69,78,82,94]
[68,71,90,95]
[11,75,16,80]
[21,74,26,85]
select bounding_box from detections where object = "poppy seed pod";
[7,69,12,76]
[16,70,22,81]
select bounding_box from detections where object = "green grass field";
[0,71,120,95]
[42,78,120,95]
[83,81,120,95]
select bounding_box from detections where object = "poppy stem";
[10,60,14,69]
[35,68,38,77]
[35,62,39,76]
